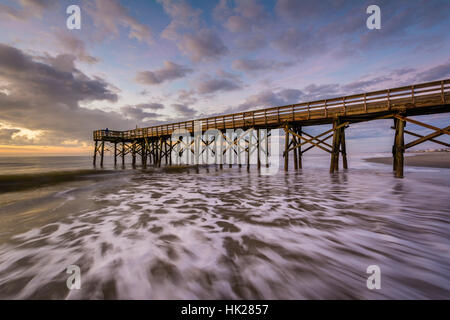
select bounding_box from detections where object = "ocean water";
[0,154,449,299]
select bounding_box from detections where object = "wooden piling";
[132,142,136,167]
[284,125,289,172]
[220,131,224,169]
[114,142,117,166]
[330,119,340,173]
[158,138,163,167]
[100,141,105,167]
[164,138,168,165]
[340,126,348,170]
[393,118,398,172]
[297,127,302,169]
[169,139,172,166]
[394,117,405,178]
[293,129,298,171]
[141,140,147,168]
[266,129,269,168]
[122,142,125,166]
[257,129,261,169]
[247,130,251,171]
[93,141,98,166]
[228,132,232,168]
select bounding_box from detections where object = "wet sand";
[1,156,450,299]
[365,152,450,168]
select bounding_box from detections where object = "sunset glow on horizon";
[0,0,449,156]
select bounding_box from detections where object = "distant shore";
[365,152,450,169]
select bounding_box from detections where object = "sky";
[0,0,449,156]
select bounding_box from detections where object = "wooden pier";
[93,79,450,177]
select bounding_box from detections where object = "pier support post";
[236,134,242,168]
[158,138,163,167]
[340,126,348,170]
[220,131,224,170]
[392,118,398,172]
[247,130,251,171]
[297,127,302,169]
[151,139,156,165]
[141,140,147,168]
[93,141,98,166]
[330,119,340,173]
[257,129,261,169]
[266,129,269,168]
[100,141,105,167]
[114,142,117,166]
[394,117,405,178]
[132,142,136,167]
[165,137,169,166]
[293,128,298,171]
[122,142,125,166]
[169,139,172,166]
[227,131,232,168]
[284,125,289,172]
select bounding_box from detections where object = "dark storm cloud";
[135,61,193,85]
[0,43,139,144]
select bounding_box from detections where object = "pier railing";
[94,79,450,140]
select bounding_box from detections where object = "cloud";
[215,0,269,33]
[415,62,450,82]
[54,31,98,64]
[275,0,336,21]
[181,29,228,62]
[86,0,153,44]
[159,0,228,62]
[0,0,58,20]
[196,70,242,95]
[136,103,165,110]
[172,104,197,117]
[135,61,193,85]
[234,88,303,112]
[176,89,198,105]
[159,0,202,40]
[120,106,160,121]
[0,43,137,145]
[232,58,292,72]
[273,27,326,56]
[0,128,20,144]
[235,34,267,51]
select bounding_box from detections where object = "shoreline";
[364,152,450,169]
